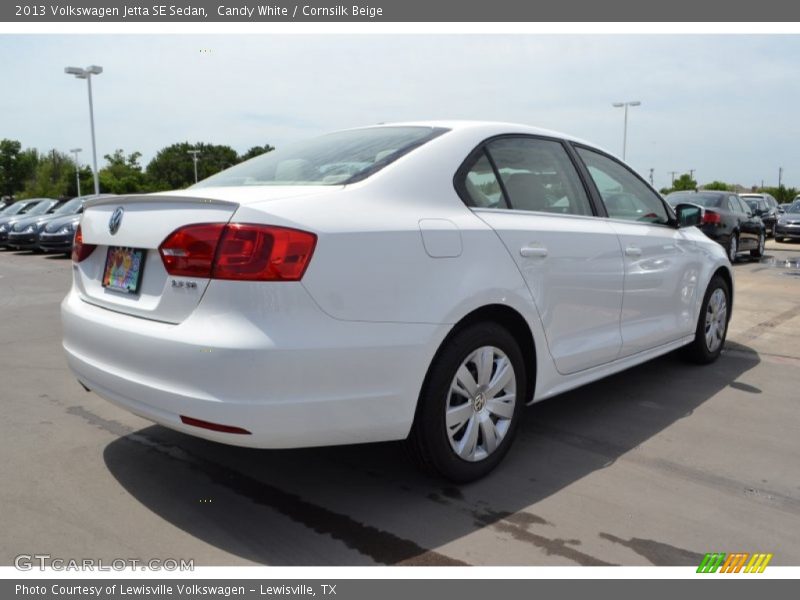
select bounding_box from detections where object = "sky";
[0,34,798,190]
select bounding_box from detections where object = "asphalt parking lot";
[1,243,799,567]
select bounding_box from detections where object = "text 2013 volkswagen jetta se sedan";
[62,122,732,481]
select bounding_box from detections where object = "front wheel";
[683,275,730,364]
[750,231,765,258]
[406,322,526,482]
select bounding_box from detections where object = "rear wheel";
[750,231,765,258]
[683,275,730,364]
[406,322,526,482]
[726,233,738,263]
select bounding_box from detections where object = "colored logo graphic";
[697,552,773,573]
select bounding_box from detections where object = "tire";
[683,275,730,364]
[726,233,738,263]
[406,322,527,482]
[750,231,765,258]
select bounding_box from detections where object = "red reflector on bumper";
[180,415,252,435]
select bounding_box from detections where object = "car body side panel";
[607,221,703,357]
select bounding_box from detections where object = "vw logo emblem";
[109,207,124,235]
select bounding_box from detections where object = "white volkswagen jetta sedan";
[62,122,732,481]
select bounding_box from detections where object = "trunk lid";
[75,195,238,324]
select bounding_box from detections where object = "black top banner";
[3,0,800,22]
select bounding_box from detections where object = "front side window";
[458,137,593,216]
[193,126,448,188]
[576,147,670,225]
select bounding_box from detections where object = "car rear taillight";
[71,225,96,263]
[159,223,317,281]
[159,223,226,278]
[702,210,722,225]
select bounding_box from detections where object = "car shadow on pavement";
[102,346,759,566]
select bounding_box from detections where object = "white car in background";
[62,122,732,481]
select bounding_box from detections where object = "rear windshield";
[666,193,723,208]
[744,198,766,210]
[193,126,448,188]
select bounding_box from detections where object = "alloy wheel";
[704,288,728,353]
[445,346,517,463]
[728,235,737,262]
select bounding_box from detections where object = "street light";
[69,148,82,197]
[187,150,201,184]
[64,65,103,195]
[612,100,641,161]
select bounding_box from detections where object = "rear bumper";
[62,282,447,448]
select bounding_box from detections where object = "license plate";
[102,247,146,295]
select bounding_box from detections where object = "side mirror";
[675,203,702,228]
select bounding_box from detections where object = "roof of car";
[359,120,598,146]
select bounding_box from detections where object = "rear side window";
[458,137,593,216]
[576,147,670,225]
[194,126,448,187]
[461,150,509,209]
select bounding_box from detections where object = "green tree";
[760,186,798,204]
[239,144,275,162]
[672,173,698,192]
[701,181,732,191]
[98,149,151,194]
[0,139,38,197]
[20,149,74,198]
[146,142,239,190]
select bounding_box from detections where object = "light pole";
[65,65,103,195]
[69,148,82,197]
[187,150,201,184]
[612,100,641,161]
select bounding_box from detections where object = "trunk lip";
[85,194,239,210]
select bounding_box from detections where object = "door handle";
[625,245,642,257]
[520,245,548,258]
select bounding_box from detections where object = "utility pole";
[187,150,201,184]
[779,167,783,189]
[669,171,678,186]
[649,168,654,186]
[689,169,695,181]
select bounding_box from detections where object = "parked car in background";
[0,199,57,247]
[666,190,766,261]
[740,193,778,237]
[62,121,734,481]
[6,196,98,251]
[38,194,117,254]
[775,201,800,242]
[0,197,14,211]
